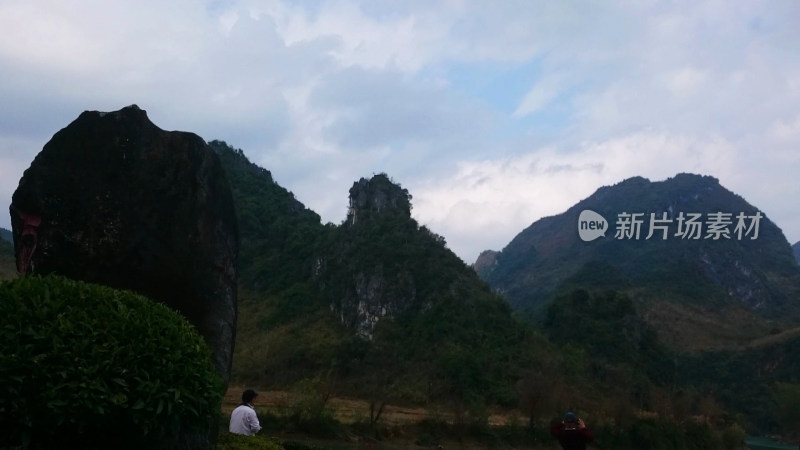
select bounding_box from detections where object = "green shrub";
[0,275,223,449]
[774,382,800,431]
[284,378,340,437]
[720,423,746,449]
[591,422,631,448]
[683,421,722,450]
[217,432,284,450]
[629,418,684,450]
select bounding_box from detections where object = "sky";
[1,0,799,263]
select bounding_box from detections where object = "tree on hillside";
[774,382,800,433]
[544,289,674,385]
[516,363,562,428]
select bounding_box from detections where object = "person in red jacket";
[550,411,592,450]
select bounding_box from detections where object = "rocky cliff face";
[473,250,498,278]
[329,174,417,336]
[10,105,238,384]
[794,241,800,264]
[313,173,489,338]
[346,174,412,225]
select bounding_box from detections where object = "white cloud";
[663,67,708,97]
[769,115,800,141]
[258,1,446,73]
[0,0,799,261]
[412,131,758,262]
[513,75,564,117]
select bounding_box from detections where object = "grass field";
[223,386,518,427]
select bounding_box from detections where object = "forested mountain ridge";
[209,140,325,294]
[478,174,800,350]
[211,140,507,335]
[210,141,550,409]
[202,143,800,436]
[210,142,716,436]
[210,141,763,436]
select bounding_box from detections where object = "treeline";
[678,335,800,435]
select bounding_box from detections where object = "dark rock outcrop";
[472,250,498,278]
[10,105,238,384]
[346,173,412,225]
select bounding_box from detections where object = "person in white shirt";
[229,389,262,435]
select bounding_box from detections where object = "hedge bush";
[217,432,285,450]
[0,275,223,449]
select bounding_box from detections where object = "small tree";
[773,382,800,433]
[516,368,559,428]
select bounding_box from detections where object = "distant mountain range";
[794,241,800,264]
[477,174,800,350]
[0,227,15,280]
[0,227,11,244]
[206,147,800,432]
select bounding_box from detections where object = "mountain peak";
[607,173,720,193]
[481,172,800,350]
[346,173,411,225]
[671,172,719,183]
[81,104,149,123]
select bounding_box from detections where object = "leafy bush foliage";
[720,423,747,450]
[773,382,800,432]
[0,275,223,449]
[217,432,284,450]
[625,418,724,450]
[283,378,340,437]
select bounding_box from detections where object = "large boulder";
[9,105,238,385]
